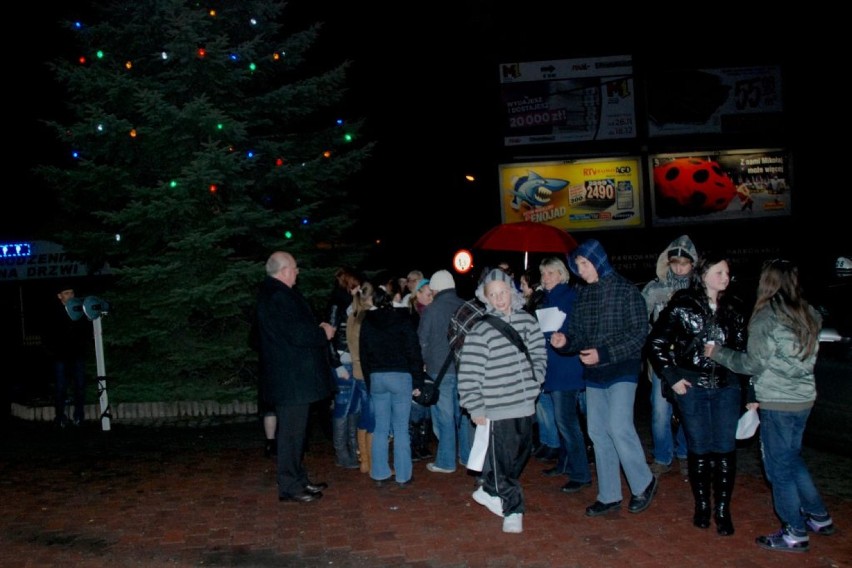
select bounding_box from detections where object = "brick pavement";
[1,416,850,568]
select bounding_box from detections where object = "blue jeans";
[535,391,559,448]
[674,384,740,455]
[760,408,829,532]
[650,370,688,464]
[370,372,413,483]
[430,373,464,471]
[586,381,652,504]
[353,379,375,432]
[54,358,86,423]
[552,389,592,483]
[331,364,355,420]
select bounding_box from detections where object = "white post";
[92,317,111,431]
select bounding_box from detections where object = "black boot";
[410,419,425,462]
[418,419,433,460]
[713,451,736,536]
[333,416,358,468]
[687,452,712,528]
[347,413,361,462]
[264,439,277,458]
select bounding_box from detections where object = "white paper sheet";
[467,419,490,472]
[736,408,760,439]
[536,307,566,333]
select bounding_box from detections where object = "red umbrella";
[473,221,578,268]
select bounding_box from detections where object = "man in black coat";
[255,251,336,502]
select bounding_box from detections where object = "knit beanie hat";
[415,278,430,292]
[428,270,455,293]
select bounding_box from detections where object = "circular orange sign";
[453,249,474,274]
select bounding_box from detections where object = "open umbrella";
[473,221,578,268]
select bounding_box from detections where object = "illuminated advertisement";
[649,148,792,226]
[0,240,93,282]
[646,66,783,137]
[498,55,636,146]
[497,157,644,231]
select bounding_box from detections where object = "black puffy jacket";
[646,288,748,391]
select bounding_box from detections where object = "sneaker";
[502,513,523,534]
[756,526,809,553]
[805,513,836,536]
[585,500,622,517]
[628,476,659,513]
[472,487,504,518]
[426,462,455,474]
[649,462,671,475]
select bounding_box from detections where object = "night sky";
[9,5,839,278]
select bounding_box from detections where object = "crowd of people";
[250,240,836,549]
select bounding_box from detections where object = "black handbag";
[413,377,440,406]
[412,353,452,406]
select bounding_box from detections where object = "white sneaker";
[472,487,503,517]
[426,462,456,474]
[502,513,523,533]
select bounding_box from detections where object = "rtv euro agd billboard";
[497,157,644,231]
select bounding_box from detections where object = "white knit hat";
[429,269,455,292]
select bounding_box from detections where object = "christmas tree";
[36,1,373,386]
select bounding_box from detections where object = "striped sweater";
[457,308,546,421]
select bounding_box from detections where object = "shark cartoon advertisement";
[498,158,644,231]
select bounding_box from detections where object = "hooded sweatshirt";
[641,235,698,324]
[562,239,648,387]
[458,269,546,421]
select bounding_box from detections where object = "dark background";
[6,5,846,282]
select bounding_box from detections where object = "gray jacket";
[711,305,821,411]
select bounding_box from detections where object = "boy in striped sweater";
[459,268,547,534]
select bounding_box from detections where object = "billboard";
[498,157,644,231]
[649,148,792,226]
[499,55,636,146]
[646,66,783,137]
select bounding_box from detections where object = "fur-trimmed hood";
[655,235,698,281]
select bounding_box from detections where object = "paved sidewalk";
[1,415,850,568]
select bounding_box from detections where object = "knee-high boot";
[357,429,371,474]
[687,452,712,528]
[347,413,360,461]
[713,451,736,536]
[333,416,359,469]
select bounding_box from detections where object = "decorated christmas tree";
[36,1,373,386]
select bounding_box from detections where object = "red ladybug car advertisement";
[650,148,791,226]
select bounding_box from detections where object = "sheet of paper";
[536,307,566,333]
[467,419,490,472]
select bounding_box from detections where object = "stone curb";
[10,400,258,423]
